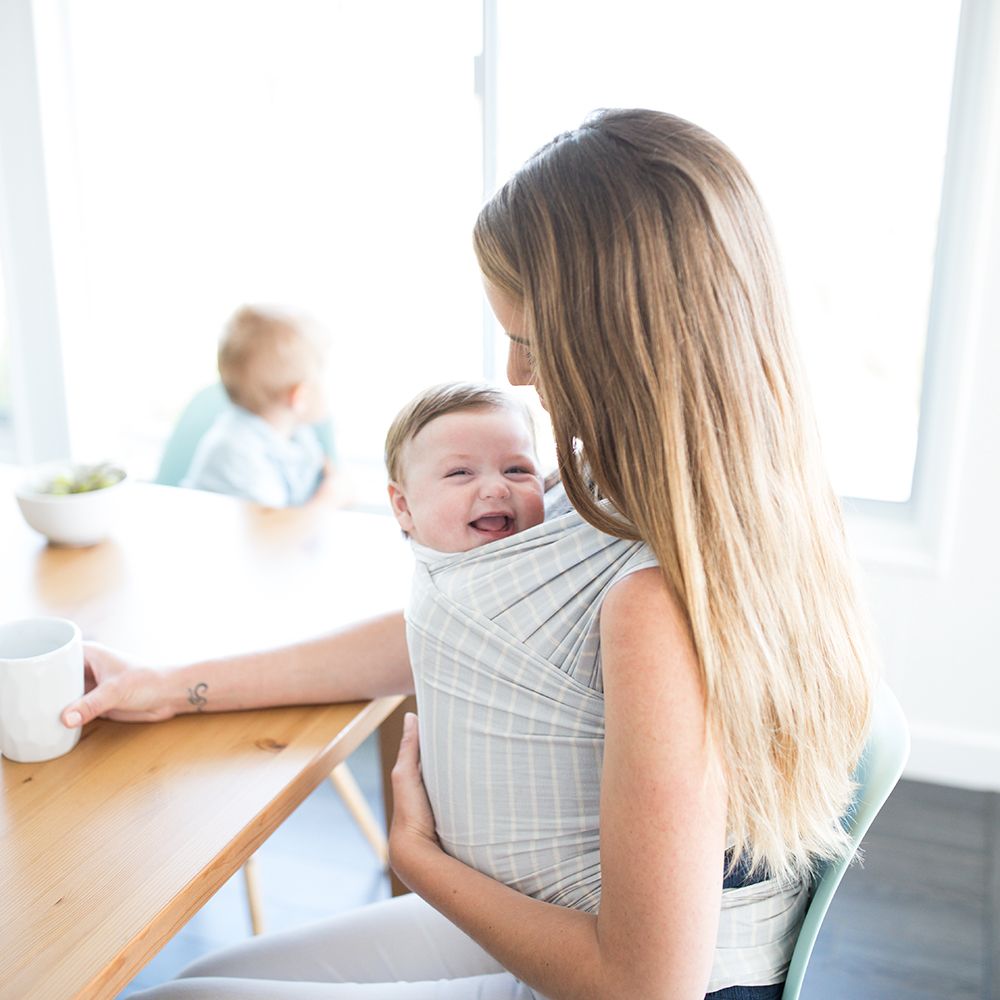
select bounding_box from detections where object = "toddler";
[183,305,336,507]
[384,382,545,552]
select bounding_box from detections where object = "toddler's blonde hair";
[218,306,323,415]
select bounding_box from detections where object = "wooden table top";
[0,466,412,1000]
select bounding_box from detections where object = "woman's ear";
[387,482,414,536]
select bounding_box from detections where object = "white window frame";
[475,0,998,576]
[0,0,71,464]
[476,0,499,383]
[841,0,1000,575]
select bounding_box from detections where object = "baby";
[384,382,545,552]
[384,382,623,917]
[183,305,336,507]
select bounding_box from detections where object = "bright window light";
[44,0,483,497]
[493,0,962,503]
[33,1,962,505]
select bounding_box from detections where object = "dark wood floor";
[805,779,998,1000]
[120,750,999,999]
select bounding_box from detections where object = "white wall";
[856,216,1000,791]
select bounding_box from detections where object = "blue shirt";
[181,405,325,507]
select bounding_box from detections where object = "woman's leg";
[129,974,533,999]
[129,893,540,1000]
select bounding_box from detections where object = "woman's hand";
[61,642,176,728]
[388,712,442,887]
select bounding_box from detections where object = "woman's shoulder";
[602,565,686,642]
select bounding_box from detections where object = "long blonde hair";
[474,109,875,881]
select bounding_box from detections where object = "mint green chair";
[781,681,910,999]
[154,382,335,487]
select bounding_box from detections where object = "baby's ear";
[288,381,307,413]
[387,482,413,535]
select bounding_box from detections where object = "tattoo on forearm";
[187,682,209,711]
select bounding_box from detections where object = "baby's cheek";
[528,492,546,528]
[433,505,474,552]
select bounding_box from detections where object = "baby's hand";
[310,459,336,501]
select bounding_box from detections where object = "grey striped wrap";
[406,506,808,991]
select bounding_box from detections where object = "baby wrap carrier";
[406,507,808,991]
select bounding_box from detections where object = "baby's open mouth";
[470,515,513,534]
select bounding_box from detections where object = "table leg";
[378,694,417,897]
[329,762,389,867]
[242,854,266,935]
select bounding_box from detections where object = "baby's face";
[389,407,545,552]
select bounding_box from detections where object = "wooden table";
[0,466,412,1000]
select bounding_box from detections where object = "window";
[491,0,962,503]
[19,0,968,510]
[38,0,484,499]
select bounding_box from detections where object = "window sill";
[843,497,947,578]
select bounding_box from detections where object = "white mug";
[0,617,84,763]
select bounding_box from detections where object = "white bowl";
[15,462,128,547]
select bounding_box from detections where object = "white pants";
[130,893,542,999]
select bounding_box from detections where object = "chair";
[154,384,386,935]
[154,382,334,486]
[781,680,911,1000]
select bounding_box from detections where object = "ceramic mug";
[0,617,84,763]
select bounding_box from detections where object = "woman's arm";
[61,610,413,727]
[390,567,727,1000]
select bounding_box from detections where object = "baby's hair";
[218,305,324,415]
[385,382,534,484]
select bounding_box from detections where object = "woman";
[66,109,875,999]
